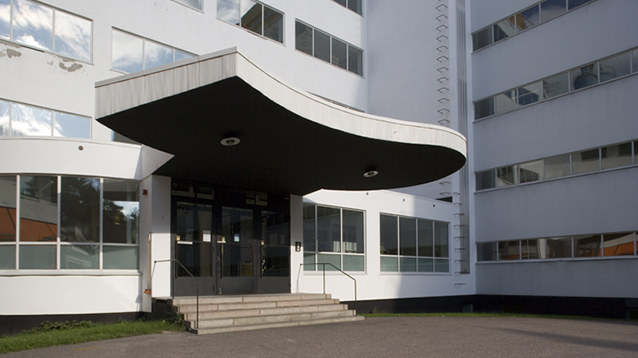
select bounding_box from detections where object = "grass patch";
[0,319,184,354]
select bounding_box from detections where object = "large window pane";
[516,5,539,33]
[317,253,340,271]
[0,0,11,39]
[348,0,362,14]
[572,148,599,174]
[477,242,497,261]
[20,176,57,242]
[498,240,520,260]
[434,258,449,273]
[0,176,16,242]
[112,30,143,73]
[417,219,433,257]
[602,233,635,256]
[400,257,416,272]
[332,38,347,70]
[60,244,98,269]
[434,222,449,258]
[543,72,569,99]
[599,52,631,83]
[571,63,599,91]
[103,180,139,244]
[174,0,202,10]
[0,100,8,136]
[295,21,313,55]
[303,205,316,252]
[399,217,416,256]
[493,17,515,42]
[574,234,601,257]
[418,257,434,272]
[343,254,363,271]
[19,245,56,269]
[472,27,492,51]
[314,30,330,63]
[104,246,139,269]
[544,237,572,258]
[495,90,518,114]
[520,160,544,183]
[474,97,494,119]
[144,41,173,70]
[53,112,90,139]
[476,170,496,190]
[217,0,239,25]
[348,46,363,75]
[0,245,15,269]
[342,210,363,253]
[540,0,566,22]
[54,11,91,62]
[263,7,283,43]
[496,165,518,187]
[380,256,398,272]
[379,215,397,255]
[633,50,638,74]
[521,239,540,259]
[261,211,289,246]
[240,0,262,36]
[12,103,51,136]
[12,0,53,51]
[303,253,315,271]
[601,142,632,170]
[568,0,593,10]
[545,154,571,179]
[317,206,340,252]
[517,81,543,106]
[60,177,99,243]
[175,50,194,62]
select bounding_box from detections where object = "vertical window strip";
[475,47,637,120]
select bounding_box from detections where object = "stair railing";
[299,263,357,301]
[153,259,200,329]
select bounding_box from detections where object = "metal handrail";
[300,263,357,301]
[153,259,200,329]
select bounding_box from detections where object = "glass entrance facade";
[171,182,290,296]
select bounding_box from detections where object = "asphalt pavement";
[4,316,638,357]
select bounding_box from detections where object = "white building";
[0,0,636,334]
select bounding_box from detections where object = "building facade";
[0,0,636,334]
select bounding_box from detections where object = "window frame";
[216,0,284,44]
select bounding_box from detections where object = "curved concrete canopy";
[96,48,466,195]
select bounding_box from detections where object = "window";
[0,175,139,270]
[380,214,449,273]
[0,99,90,139]
[303,205,364,272]
[477,232,638,262]
[475,47,637,120]
[111,29,195,73]
[173,0,202,10]
[473,0,597,51]
[217,0,283,43]
[333,0,362,15]
[295,20,363,76]
[0,0,92,62]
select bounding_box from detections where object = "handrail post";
[322,263,326,295]
[300,263,357,301]
[154,259,200,330]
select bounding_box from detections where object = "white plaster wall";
[0,275,142,315]
[476,259,638,298]
[299,190,475,302]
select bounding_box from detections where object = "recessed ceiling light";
[363,170,378,178]
[221,137,240,146]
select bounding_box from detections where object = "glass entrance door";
[171,186,291,296]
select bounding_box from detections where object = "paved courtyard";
[4,316,638,358]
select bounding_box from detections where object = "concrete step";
[192,309,357,329]
[172,293,330,306]
[192,315,365,335]
[183,301,347,321]
[176,298,339,314]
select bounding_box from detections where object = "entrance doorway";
[172,185,290,296]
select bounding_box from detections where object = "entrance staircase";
[170,293,364,335]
